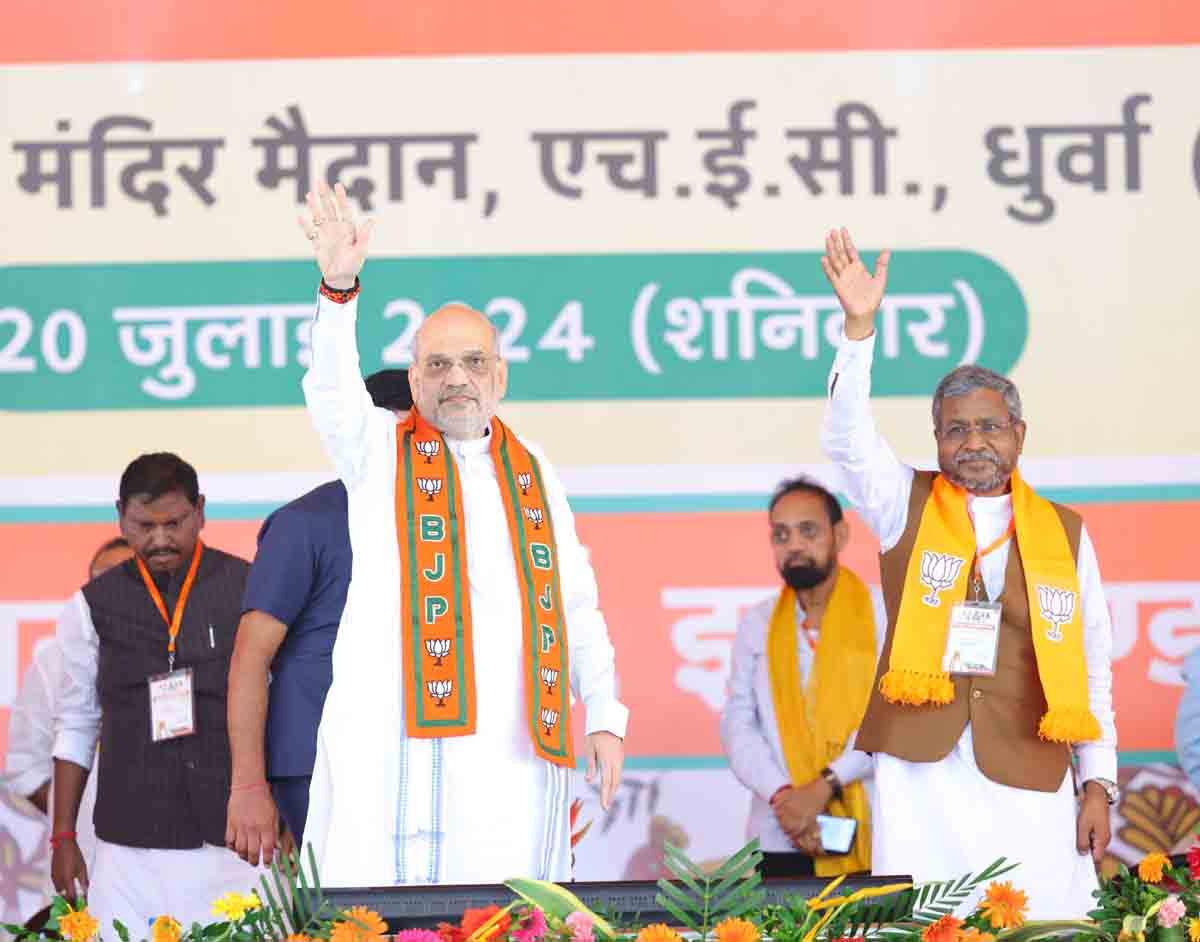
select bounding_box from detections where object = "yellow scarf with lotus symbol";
[880,468,1099,744]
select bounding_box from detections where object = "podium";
[324,874,913,930]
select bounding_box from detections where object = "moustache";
[439,387,479,404]
[955,449,998,466]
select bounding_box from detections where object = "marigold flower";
[637,925,683,942]
[152,915,183,942]
[1138,852,1170,884]
[331,906,389,942]
[59,906,100,942]
[287,935,316,942]
[959,930,994,942]
[1159,898,1187,930]
[979,881,1028,930]
[211,891,262,922]
[921,914,962,942]
[714,917,760,942]
[1188,917,1200,942]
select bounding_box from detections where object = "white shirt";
[301,293,627,886]
[8,627,100,896]
[721,593,883,852]
[819,330,1117,784]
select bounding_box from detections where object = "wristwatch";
[820,767,844,800]
[1085,777,1119,805]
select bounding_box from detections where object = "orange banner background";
[2,499,1194,764]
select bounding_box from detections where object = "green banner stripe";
[4,482,1198,524]
[573,750,1181,771]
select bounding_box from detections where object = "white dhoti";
[872,726,1099,919]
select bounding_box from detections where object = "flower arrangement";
[4,838,1198,942]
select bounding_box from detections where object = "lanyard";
[136,540,204,672]
[971,519,1015,600]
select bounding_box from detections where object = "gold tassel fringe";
[879,669,955,706]
[1038,706,1102,744]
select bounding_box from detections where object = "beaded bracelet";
[319,278,361,304]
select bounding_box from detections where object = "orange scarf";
[395,410,573,767]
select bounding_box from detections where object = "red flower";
[1188,842,1200,880]
[438,907,512,942]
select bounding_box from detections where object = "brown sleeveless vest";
[855,471,1084,792]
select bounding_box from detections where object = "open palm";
[820,227,890,325]
[298,182,375,289]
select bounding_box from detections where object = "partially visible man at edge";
[818,228,1116,917]
[225,369,412,865]
[4,538,134,927]
[51,453,259,932]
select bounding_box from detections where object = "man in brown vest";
[818,229,1116,918]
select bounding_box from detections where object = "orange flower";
[979,881,1028,930]
[1138,853,1170,884]
[59,906,100,942]
[152,915,183,942]
[1188,917,1200,942]
[331,907,389,942]
[637,925,683,942]
[922,914,963,942]
[959,929,995,942]
[714,918,760,942]
[286,936,315,942]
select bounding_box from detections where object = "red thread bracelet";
[49,831,76,846]
[231,782,270,792]
[319,278,361,304]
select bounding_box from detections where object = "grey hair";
[931,365,1022,429]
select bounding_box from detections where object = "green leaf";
[505,878,615,939]
[653,892,700,934]
[710,840,762,882]
[113,919,131,942]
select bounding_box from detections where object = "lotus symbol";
[539,707,559,736]
[415,440,440,464]
[425,638,451,665]
[524,507,544,530]
[540,666,559,694]
[1036,584,1076,642]
[517,472,533,495]
[417,477,443,502]
[426,679,453,706]
[919,551,965,606]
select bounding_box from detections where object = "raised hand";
[820,228,891,340]
[298,182,376,290]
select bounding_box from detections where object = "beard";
[942,447,1014,495]
[781,557,835,591]
[426,385,493,440]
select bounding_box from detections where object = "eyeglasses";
[939,419,1018,442]
[420,354,497,377]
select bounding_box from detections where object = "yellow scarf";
[394,410,574,768]
[767,567,875,875]
[880,468,1100,744]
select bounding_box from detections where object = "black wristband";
[820,766,843,800]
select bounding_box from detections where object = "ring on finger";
[312,216,325,227]
[307,231,319,241]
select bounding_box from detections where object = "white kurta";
[720,593,883,852]
[302,293,628,887]
[820,330,1117,918]
[3,635,99,901]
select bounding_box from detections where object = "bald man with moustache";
[297,183,627,887]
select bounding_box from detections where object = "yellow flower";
[152,915,183,942]
[331,906,388,942]
[714,918,760,942]
[1188,917,1200,942]
[637,925,683,942]
[211,891,262,921]
[1138,853,1170,884]
[59,906,100,942]
[979,881,1029,930]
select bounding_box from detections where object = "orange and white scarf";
[394,410,573,767]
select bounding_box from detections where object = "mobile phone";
[816,814,857,854]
